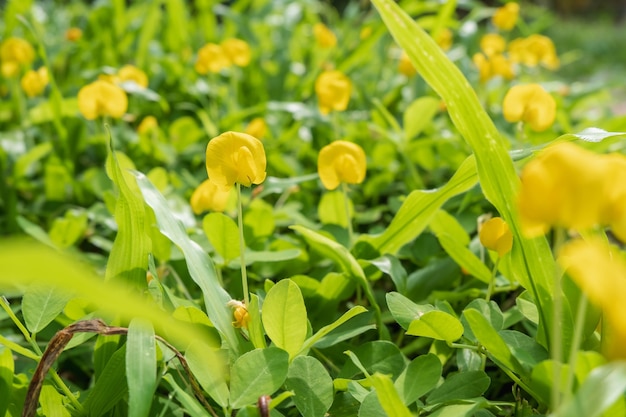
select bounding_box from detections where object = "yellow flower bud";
[221,38,251,67]
[315,70,352,115]
[492,2,519,31]
[65,27,83,42]
[118,65,148,88]
[502,84,555,131]
[313,23,337,48]
[205,131,267,190]
[480,33,506,57]
[77,80,128,120]
[398,50,417,77]
[20,67,49,97]
[137,116,158,134]
[0,37,35,77]
[317,140,366,190]
[195,43,231,74]
[227,300,250,329]
[245,117,267,140]
[435,28,453,51]
[479,217,513,257]
[190,179,233,214]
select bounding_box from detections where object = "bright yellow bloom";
[435,28,453,51]
[502,84,555,131]
[480,33,506,57]
[245,117,267,140]
[77,80,128,120]
[318,140,366,190]
[517,142,626,238]
[508,35,559,70]
[221,38,251,67]
[313,23,337,48]
[315,70,352,115]
[492,2,520,31]
[0,37,35,78]
[190,179,232,214]
[473,53,514,82]
[20,67,49,97]
[205,131,266,191]
[479,217,513,257]
[65,27,83,42]
[195,43,231,74]
[118,65,148,88]
[398,51,416,77]
[558,239,626,360]
[137,116,158,134]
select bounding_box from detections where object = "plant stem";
[485,257,501,302]
[550,227,566,411]
[237,183,250,306]
[341,182,354,248]
[563,293,588,401]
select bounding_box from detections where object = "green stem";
[485,257,501,302]
[237,183,250,306]
[341,182,354,248]
[550,227,566,411]
[563,293,588,400]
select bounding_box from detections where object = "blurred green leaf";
[404,96,441,141]
[0,348,13,417]
[127,318,157,417]
[84,344,127,417]
[370,373,413,417]
[203,212,240,263]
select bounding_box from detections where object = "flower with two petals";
[78,80,128,120]
[317,140,366,190]
[503,84,556,131]
[315,70,352,115]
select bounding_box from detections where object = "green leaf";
[370,373,413,417]
[185,342,229,407]
[435,233,492,283]
[369,255,407,294]
[407,311,464,342]
[285,356,334,417]
[404,96,441,141]
[371,0,554,350]
[301,306,368,352]
[229,347,289,409]
[127,318,157,417]
[262,279,307,359]
[553,362,626,417]
[244,199,276,240]
[562,127,626,143]
[161,374,208,417]
[22,285,72,333]
[13,142,52,179]
[247,293,267,349]
[40,383,71,417]
[386,292,434,330]
[134,171,242,355]
[358,391,387,417]
[84,344,128,417]
[427,403,483,417]
[361,155,478,254]
[318,190,353,227]
[426,370,490,404]
[203,212,240,263]
[339,341,406,380]
[395,353,442,404]
[0,348,14,417]
[48,209,88,249]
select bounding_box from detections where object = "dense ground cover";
[1,0,626,416]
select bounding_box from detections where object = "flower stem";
[550,227,566,411]
[341,182,354,248]
[485,257,501,302]
[563,293,588,400]
[236,183,250,306]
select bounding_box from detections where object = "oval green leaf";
[286,356,334,417]
[406,310,463,342]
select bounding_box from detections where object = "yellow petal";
[318,140,366,190]
[479,217,513,257]
[205,131,266,190]
[77,80,128,120]
[196,43,231,74]
[492,2,519,31]
[315,70,352,115]
[313,23,337,48]
[190,179,232,214]
[221,38,251,67]
[503,84,555,131]
[118,65,148,88]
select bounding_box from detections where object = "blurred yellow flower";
[245,117,267,139]
[195,43,231,74]
[473,53,514,82]
[479,217,513,257]
[118,65,148,88]
[190,179,232,214]
[508,35,559,70]
[205,131,266,190]
[137,116,158,134]
[398,51,417,77]
[492,2,519,31]
[20,67,49,97]
[360,26,373,40]
[318,140,366,190]
[77,80,128,120]
[480,33,506,57]
[313,23,337,48]
[221,38,251,67]
[65,27,83,42]
[558,239,626,360]
[502,84,555,131]
[517,142,626,239]
[315,70,352,115]
[0,37,35,78]
[435,28,453,51]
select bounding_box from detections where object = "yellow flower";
[317,140,366,190]
[502,84,555,131]
[245,117,267,140]
[0,37,35,78]
[558,239,626,360]
[492,2,519,31]
[65,27,83,42]
[473,53,514,82]
[435,28,453,51]
[205,131,266,190]
[398,50,417,77]
[480,33,506,57]
[20,67,49,97]
[221,38,251,67]
[315,70,352,115]
[77,80,128,120]
[508,35,559,70]
[190,179,232,214]
[517,142,626,238]
[137,116,158,134]
[118,65,148,88]
[360,26,373,40]
[313,23,337,48]
[479,217,513,257]
[195,43,231,74]
[227,300,250,329]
